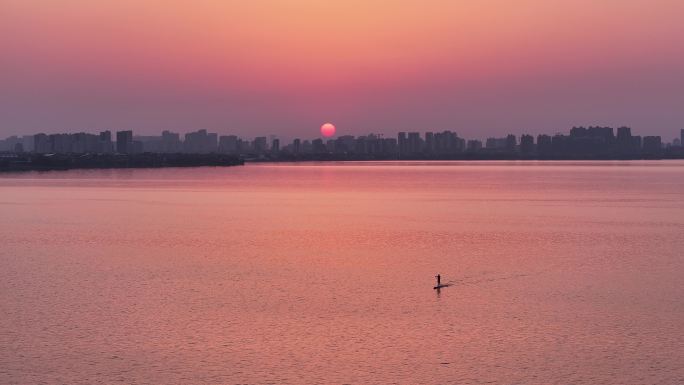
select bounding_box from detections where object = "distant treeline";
[0,153,244,172]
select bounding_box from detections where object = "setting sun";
[321,123,336,137]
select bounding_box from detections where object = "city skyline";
[2,126,682,162]
[2,124,684,147]
[2,1,684,139]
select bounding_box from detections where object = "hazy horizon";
[2,1,684,140]
[1,126,681,146]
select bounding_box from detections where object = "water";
[1,161,683,384]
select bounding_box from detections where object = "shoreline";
[0,153,244,173]
[3,152,684,173]
[245,154,683,162]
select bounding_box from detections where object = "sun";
[320,123,336,137]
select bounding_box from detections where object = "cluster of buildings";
[0,127,683,159]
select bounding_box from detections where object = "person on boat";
[435,274,441,287]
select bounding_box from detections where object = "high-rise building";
[407,132,422,154]
[617,126,631,141]
[486,137,507,149]
[99,131,111,142]
[243,138,254,153]
[34,133,51,153]
[506,134,517,151]
[218,135,238,154]
[253,137,268,154]
[398,132,407,154]
[1,136,27,152]
[642,136,662,156]
[133,135,162,153]
[18,135,33,152]
[184,129,217,153]
[71,133,86,153]
[358,134,387,155]
[354,136,368,154]
[424,132,435,154]
[160,131,182,153]
[537,134,552,156]
[587,126,615,141]
[551,134,570,155]
[467,140,482,152]
[207,133,218,152]
[381,138,398,155]
[312,138,326,153]
[98,130,114,153]
[51,134,72,153]
[520,135,535,154]
[433,131,462,154]
[632,136,642,152]
[335,135,355,153]
[615,126,637,155]
[116,130,133,154]
[570,126,587,137]
[131,140,144,154]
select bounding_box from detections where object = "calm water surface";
[1,161,683,384]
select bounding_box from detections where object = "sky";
[1,0,684,140]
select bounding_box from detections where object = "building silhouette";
[34,134,50,153]
[218,135,238,154]
[6,125,683,161]
[536,135,552,157]
[467,139,482,152]
[407,132,422,154]
[398,132,407,154]
[184,129,217,153]
[642,136,662,156]
[486,137,508,150]
[116,130,133,154]
[99,131,114,153]
[161,131,182,153]
[424,132,435,154]
[292,139,301,154]
[252,137,268,154]
[520,134,534,155]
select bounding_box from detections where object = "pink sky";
[1,0,683,139]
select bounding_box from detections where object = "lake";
[1,161,683,384]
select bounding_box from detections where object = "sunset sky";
[2,0,683,139]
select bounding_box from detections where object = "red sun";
[320,123,336,137]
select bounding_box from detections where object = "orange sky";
[2,0,684,138]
